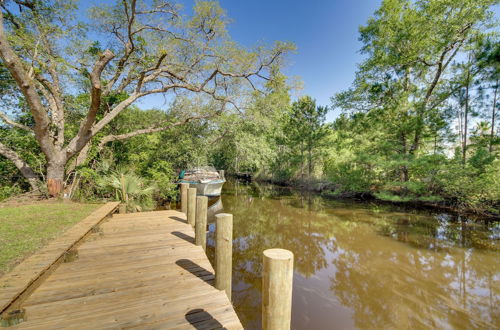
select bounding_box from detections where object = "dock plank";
[1,208,242,329]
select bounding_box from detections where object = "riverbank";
[249,175,500,220]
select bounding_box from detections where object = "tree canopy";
[0,0,293,194]
[0,0,498,214]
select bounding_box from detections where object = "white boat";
[180,167,225,197]
[193,179,226,197]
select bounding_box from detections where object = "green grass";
[0,202,101,276]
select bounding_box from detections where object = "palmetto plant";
[101,170,155,212]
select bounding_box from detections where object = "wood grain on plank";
[4,209,242,329]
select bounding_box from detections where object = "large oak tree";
[0,0,292,195]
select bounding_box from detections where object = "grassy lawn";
[0,202,101,276]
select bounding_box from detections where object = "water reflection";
[206,181,499,329]
[207,197,223,222]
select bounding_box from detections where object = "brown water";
[205,181,499,330]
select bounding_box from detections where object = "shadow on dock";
[171,231,194,243]
[169,216,188,223]
[185,309,224,329]
[175,259,214,284]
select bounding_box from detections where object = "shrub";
[0,185,22,201]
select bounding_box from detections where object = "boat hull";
[180,179,225,197]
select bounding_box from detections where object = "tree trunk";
[66,142,91,173]
[400,166,409,182]
[308,148,312,180]
[300,142,304,181]
[462,55,473,165]
[399,132,409,182]
[458,109,464,151]
[462,74,470,165]
[490,79,498,154]
[46,158,66,197]
[434,133,438,154]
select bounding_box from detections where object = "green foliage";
[324,156,375,193]
[210,69,294,176]
[0,0,497,217]
[282,96,329,180]
[374,192,412,203]
[144,161,178,202]
[98,170,155,212]
[0,127,45,191]
[327,0,499,213]
[436,159,500,212]
[0,185,22,201]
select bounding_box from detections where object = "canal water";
[205,180,499,330]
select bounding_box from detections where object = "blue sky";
[212,1,500,121]
[216,0,381,119]
[87,0,499,122]
[133,0,382,121]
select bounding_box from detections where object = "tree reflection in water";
[205,181,498,330]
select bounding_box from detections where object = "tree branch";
[0,141,41,190]
[34,73,64,144]
[103,0,137,95]
[0,110,32,132]
[0,10,54,156]
[65,49,115,158]
[97,113,216,151]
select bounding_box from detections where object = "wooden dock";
[0,203,242,329]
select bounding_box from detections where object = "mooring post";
[195,196,208,250]
[262,248,294,330]
[215,213,233,300]
[180,183,189,215]
[119,203,127,214]
[219,169,225,180]
[187,187,197,227]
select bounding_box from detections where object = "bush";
[99,170,156,212]
[325,162,374,193]
[437,159,500,213]
[0,185,22,201]
[374,191,412,202]
[144,160,178,203]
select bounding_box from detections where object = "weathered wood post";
[195,196,208,250]
[215,213,233,300]
[187,188,197,227]
[180,183,189,214]
[262,248,294,330]
[119,203,127,214]
[219,169,225,180]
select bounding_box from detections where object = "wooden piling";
[195,196,208,250]
[262,248,294,330]
[215,213,233,300]
[180,183,189,214]
[187,188,197,227]
[118,203,127,214]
